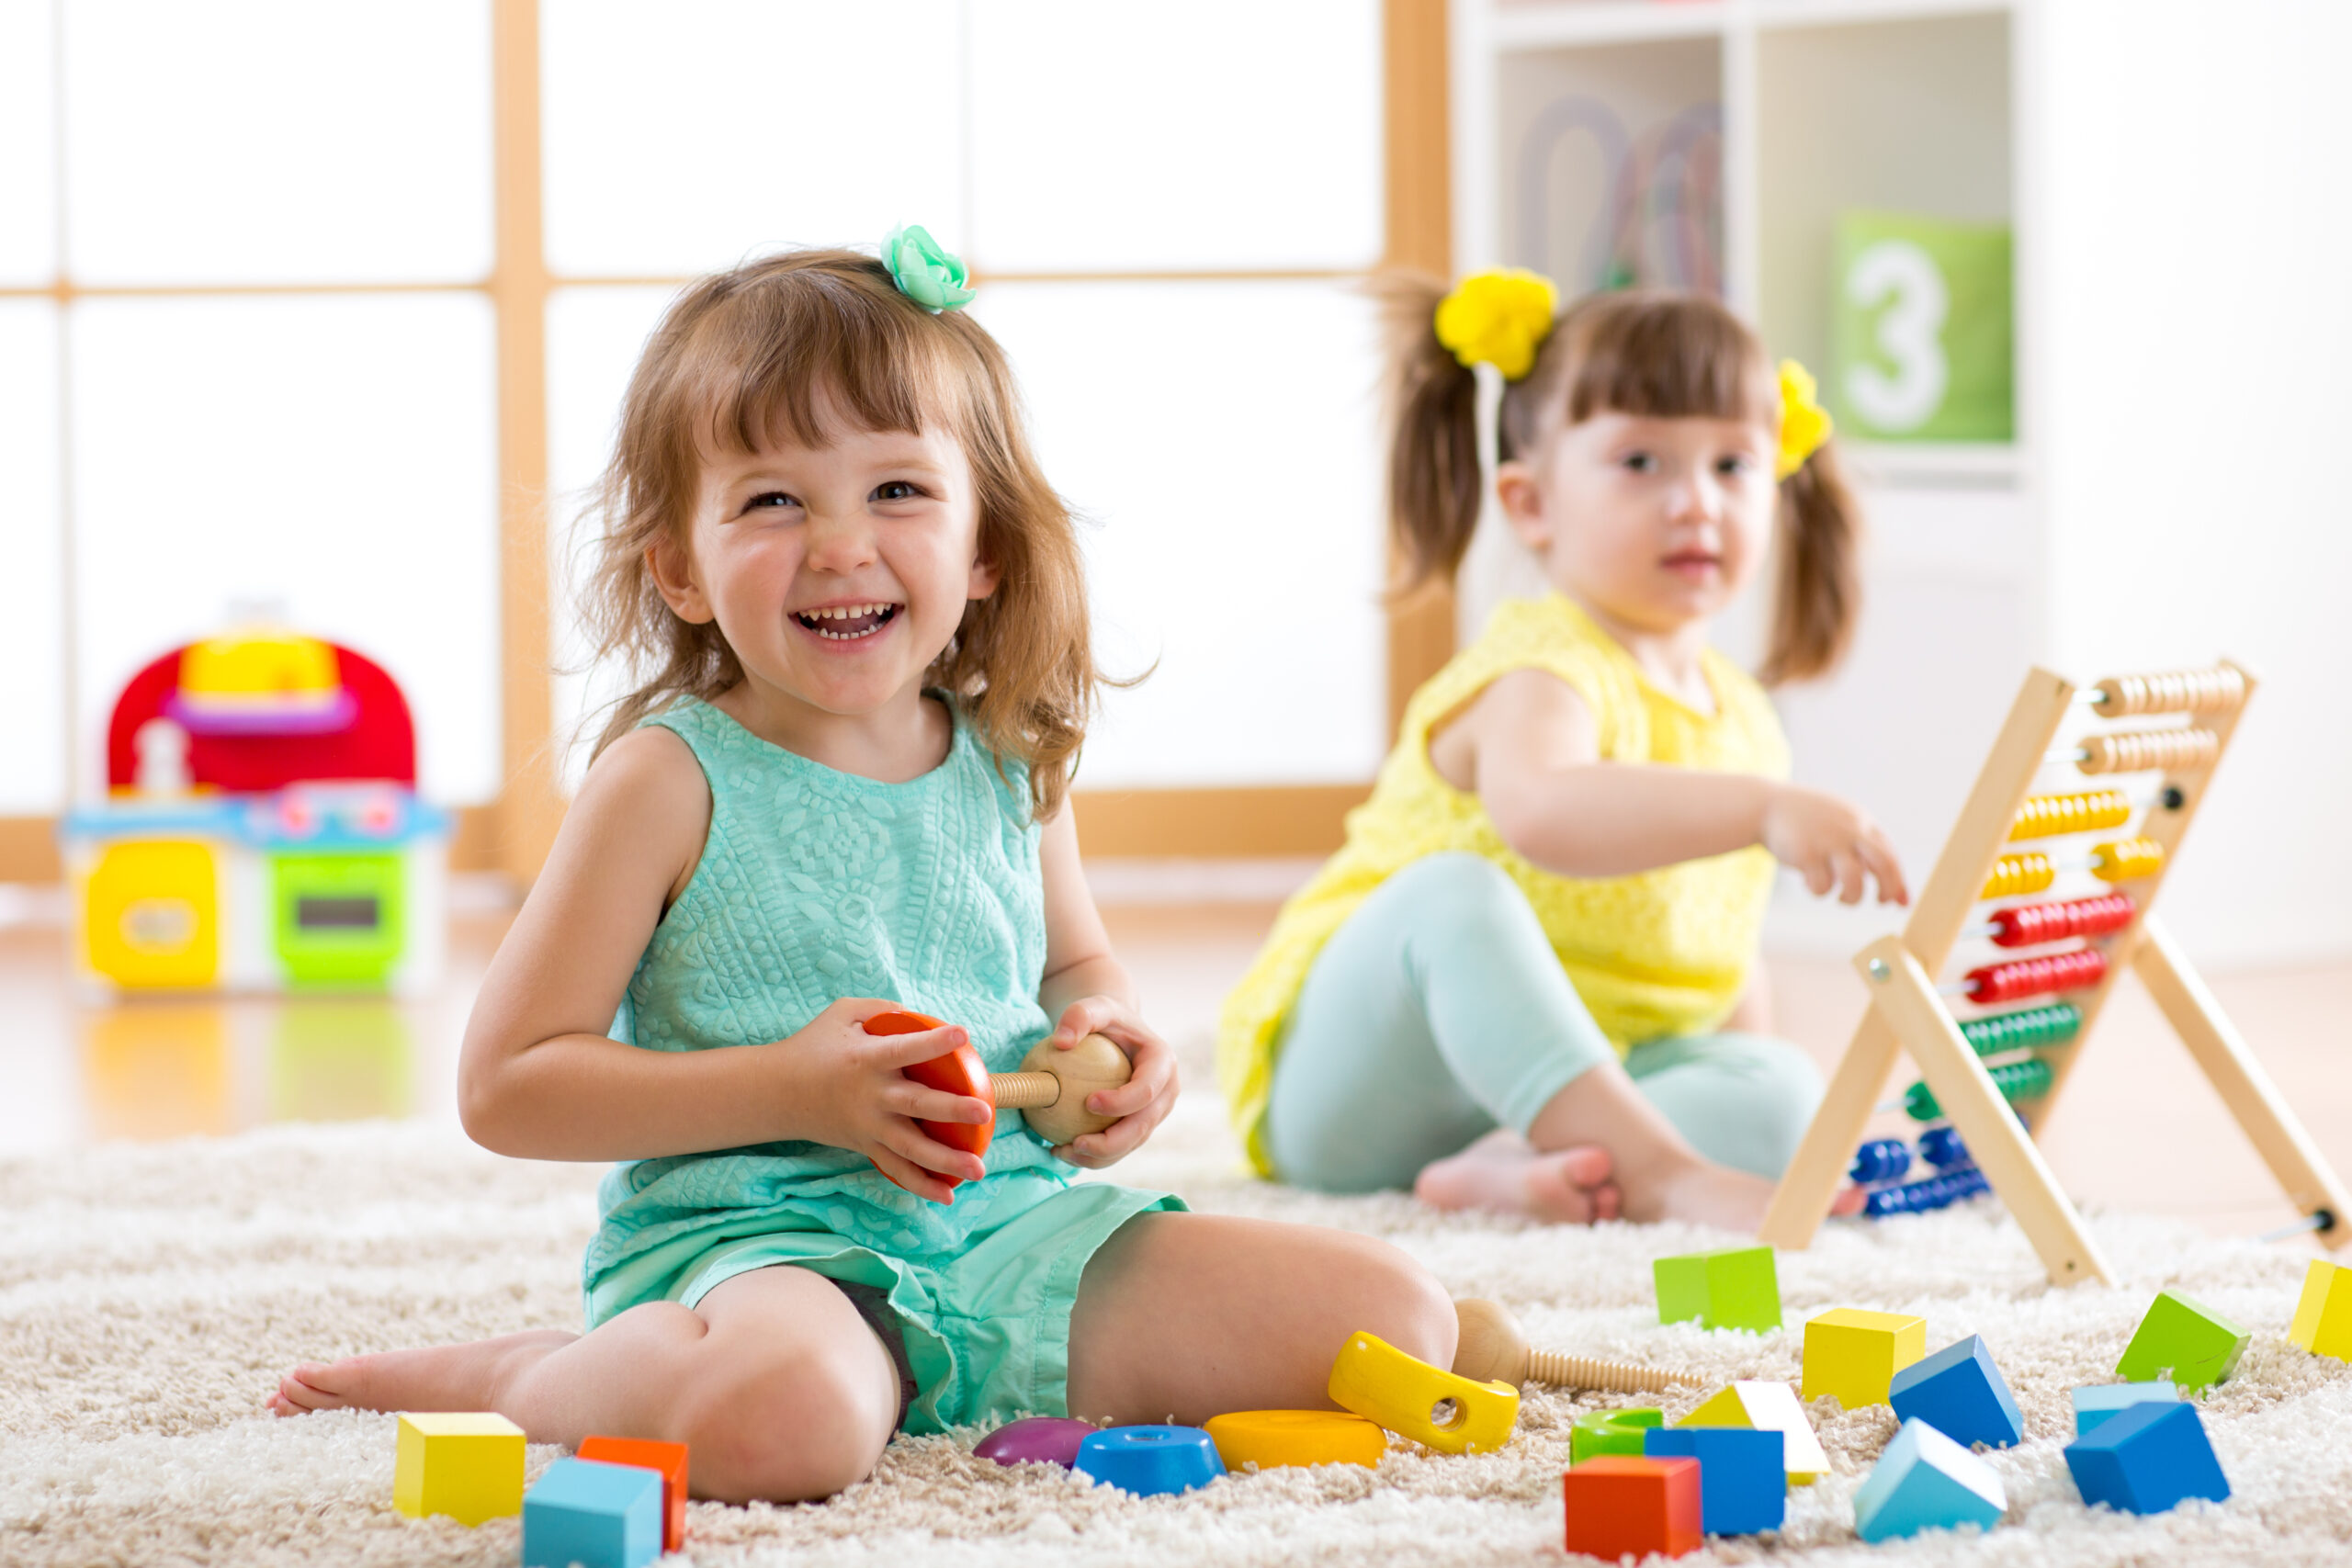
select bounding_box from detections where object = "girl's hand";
[1760,784,1909,907]
[787,998,994,1203]
[1036,996,1179,1168]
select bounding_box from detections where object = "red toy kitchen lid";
[106,632,416,793]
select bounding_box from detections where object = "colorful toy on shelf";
[393,1412,525,1526]
[1074,1426,1225,1496]
[573,1436,688,1551]
[1570,1408,1662,1464]
[2072,1382,2179,1436]
[1888,1336,2025,1449]
[63,627,449,997]
[1802,1309,1925,1410]
[2115,1290,2247,1392]
[1761,662,2352,1287]
[1678,1382,1828,1486]
[1642,1426,1785,1534]
[2063,1400,2229,1515]
[1653,1246,1781,1333]
[1331,1329,1518,1455]
[2289,1258,2352,1361]
[522,1458,663,1568]
[1561,1455,1702,1560]
[1450,1299,1702,1394]
[864,1010,1131,1194]
[1852,1418,2007,1542]
[976,1416,1096,1469]
[1203,1410,1385,1471]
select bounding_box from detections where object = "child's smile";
[792,600,903,642]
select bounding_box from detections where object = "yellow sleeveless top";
[1216,592,1790,1176]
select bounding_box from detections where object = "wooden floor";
[6,897,2349,1249]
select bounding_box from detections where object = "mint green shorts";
[664,1179,1182,1435]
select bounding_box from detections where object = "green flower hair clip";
[882,224,975,313]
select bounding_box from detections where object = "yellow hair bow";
[1776,358,1833,479]
[1433,269,1558,382]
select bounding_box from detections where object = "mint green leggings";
[1262,853,1825,1191]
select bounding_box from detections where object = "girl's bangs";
[1560,297,1774,425]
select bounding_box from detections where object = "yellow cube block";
[1204,1409,1386,1470]
[394,1412,526,1526]
[1801,1309,1926,1410]
[2290,1258,2352,1362]
[1328,1331,1520,1455]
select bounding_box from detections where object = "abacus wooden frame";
[1758,660,2352,1288]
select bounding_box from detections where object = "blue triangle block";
[1643,1426,1786,1534]
[2064,1399,2229,1515]
[1888,1335,2026,1449]
[1852,1419,2007,1542]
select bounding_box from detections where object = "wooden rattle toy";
[1759,661,2352,1287]
[1329,1330,1519,1455]
[1452,1299,1703,1394]
[863,1010,1132,1193]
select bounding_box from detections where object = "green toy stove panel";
[270,851,405,988]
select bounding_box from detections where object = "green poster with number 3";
[1830,212,2013,442]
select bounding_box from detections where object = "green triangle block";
[2115,1289,2248,1392]
[1653,1246,1781,1333]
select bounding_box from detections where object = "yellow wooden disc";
[1204,1409,1386,1471]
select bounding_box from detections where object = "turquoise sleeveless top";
[580,695,1094,1325]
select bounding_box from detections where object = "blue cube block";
[1888,1335,2026,1449]
[1075,1426,1226,1496]
[1852,1419,2007,1542]
[523,1459,663,1568]
[1643,1425,1785,1534]
[2072,1381,2180,1436]
[2064,1399,2229,1516]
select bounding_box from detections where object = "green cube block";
[2115,1290,2248,1392]
[1654,1246,1781,1333]
[1570,1407,1663,1465]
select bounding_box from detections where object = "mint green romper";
[581,697,1182,1435]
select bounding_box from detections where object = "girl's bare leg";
[1066,1213,1456,1424]
[269,1265,899,1502]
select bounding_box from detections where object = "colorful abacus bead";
[1962,948,2108,1004]
[1905,1059,2054,1122]
[2090,838,2165,882]
[1851,1139,1913,1185]
[1981,853,2056,900]
[1986,896,2134,948]
[1959,1002,2083,1055]
[2091,665,2246,716]
[2009,791,2132,840]
[1917,1127,1971,1170]
[2077,728,2220,775]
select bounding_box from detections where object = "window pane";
[969,0,1384,273]
[70,295,500,803]
[0,0,56,285]
[546,283,678,791]
[974,281,1385,787]
[0,302,65,809]
[542,1,964,278]
[63,0,492,285]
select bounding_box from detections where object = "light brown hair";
[574,249,1096,816]
[1381,278,1860,682]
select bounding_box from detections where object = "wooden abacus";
[1759,661,2352,1287]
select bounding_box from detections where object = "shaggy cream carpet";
[4,1093,2348,1567]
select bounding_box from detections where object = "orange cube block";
[575,1436,690,1551]
[1562,1454,1702,1560]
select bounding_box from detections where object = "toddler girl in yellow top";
[1220,278,1907,1233]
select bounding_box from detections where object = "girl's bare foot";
[1415,1132,1623,1224]
[267,1329,575,1418]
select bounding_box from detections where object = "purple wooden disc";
[975,1416,1097,1468]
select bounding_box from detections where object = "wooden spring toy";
[863,1011,1131,1193]
[1761,660,2352,1287]
[1450,1299,1703,1394]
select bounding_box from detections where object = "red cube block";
[575,1436,690,1551]
[1563,1454,1702,1560]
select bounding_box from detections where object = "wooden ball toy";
[1451,1299,1702,1394]
[863,1012,1133,1193]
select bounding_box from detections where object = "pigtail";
[1758,441,1861,684]
[1374,273,1485,589]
